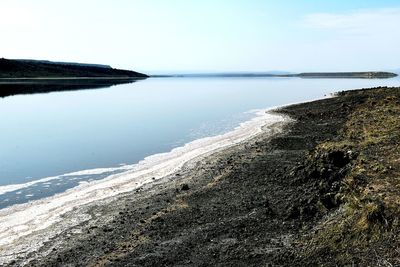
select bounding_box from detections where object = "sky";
[1,0,400,73]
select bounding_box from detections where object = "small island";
[286,72,398,79]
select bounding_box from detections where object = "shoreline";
[0,110,286,201]
[0,108,288,265]
[2,86,399,266]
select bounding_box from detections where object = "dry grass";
[302,89,400,265]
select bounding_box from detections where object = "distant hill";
[0,58,148,78]
[159,72,285,78]
[152,71,397,79]
[150,70,292,77]
[15,59,112,69]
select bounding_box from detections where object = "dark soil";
[12,86,400,266]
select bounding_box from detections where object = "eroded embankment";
[283,87,400,266]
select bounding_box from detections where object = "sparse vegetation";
[298,87,400,266]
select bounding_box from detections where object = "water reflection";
[0,78,145,97]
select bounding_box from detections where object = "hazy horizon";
[1,1,400,73]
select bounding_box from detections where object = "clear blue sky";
[1,0,400,73]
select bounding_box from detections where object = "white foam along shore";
[0,109,289,264]
[0,93,334,198]
[0,165,135,196]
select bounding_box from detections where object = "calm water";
[0,77,399,208]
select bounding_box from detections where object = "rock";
[367,201,386,223]
[181,184,190,191]
[327,150,350,168]
[346,150,358,160]
[287,206,300,219]
[301,206,317,217]
[320,193,338,209]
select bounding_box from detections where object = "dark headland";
[0,58,148,97]
[0,58,148,79]
[18,86,400,266]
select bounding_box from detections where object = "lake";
[0,76,399,208]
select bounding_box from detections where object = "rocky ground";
[11,86,400,266]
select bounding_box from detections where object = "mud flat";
[3,86,400,266]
